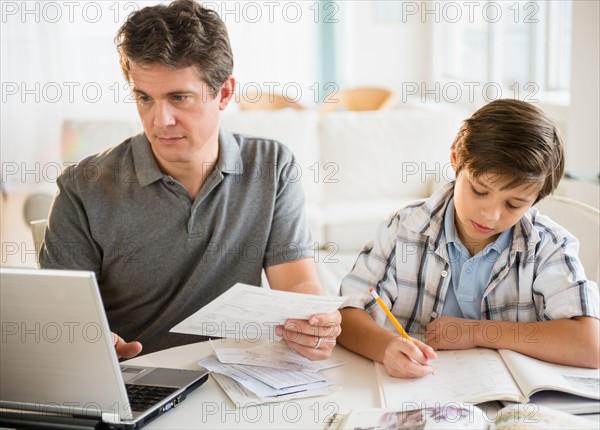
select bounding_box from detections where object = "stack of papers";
[200,341,344,405]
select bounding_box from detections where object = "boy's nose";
[480,204,501,223]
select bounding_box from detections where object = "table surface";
[124,339,379,429]
[124,340,600,429]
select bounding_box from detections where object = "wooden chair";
[238,92,304,111]
[320,87,396,113]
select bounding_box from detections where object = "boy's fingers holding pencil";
[383,336,436,378]
[413,338,437,361]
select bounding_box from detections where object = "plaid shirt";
[340,182,600,334]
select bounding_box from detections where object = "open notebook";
[376,348,599,414]
[0,267,209,429]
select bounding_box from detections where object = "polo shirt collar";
[444,197,459,246]
[131,129,244,187]
[131,133,163,187]
[218,129,244,175]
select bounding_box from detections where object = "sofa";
[13,106,467,293]
[220,107,464,249]
[220,107,466,292]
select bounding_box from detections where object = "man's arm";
[425,316,600,368]
[265,258,341,360]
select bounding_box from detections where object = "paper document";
[199,356,334,398]
[212,340,344,372]
[171,283,346,339]
[211,373,340,406]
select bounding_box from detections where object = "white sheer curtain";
[1,12,64,193]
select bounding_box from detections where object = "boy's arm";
[425,316,600,368]
[339,308,436,378]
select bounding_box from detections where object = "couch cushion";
[220,110,322,208]
[321,198,419,251]
[319,109,461,203]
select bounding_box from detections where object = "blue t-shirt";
[442,198,512,319]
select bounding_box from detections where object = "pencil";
[369,288,413,343]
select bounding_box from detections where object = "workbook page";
[498,349,600,400]
[377,348,525,406]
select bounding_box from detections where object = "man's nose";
[153,102,176,127]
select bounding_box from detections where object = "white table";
[124,339,379,429]
[125,340,600,429]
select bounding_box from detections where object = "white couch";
[219,107,465,293]
[14,107,466,292]
[220,107,464,251]
[13,107,599,292]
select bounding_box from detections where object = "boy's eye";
[172,95,187,102]
[506,202,521,210]
[471,185,486,197]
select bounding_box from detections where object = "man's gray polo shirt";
[40,129,313,354]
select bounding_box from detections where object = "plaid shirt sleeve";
[529,213,599,320]
[340,211,403,328]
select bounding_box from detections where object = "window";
[439,0,572,99]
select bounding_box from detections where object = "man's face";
[453,167,541,254]
[129,62,233,170]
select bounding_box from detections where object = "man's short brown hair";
[451,99,564,203]
[115,0,233,96]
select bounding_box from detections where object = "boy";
[338,99,599,378]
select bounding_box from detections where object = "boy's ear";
[450,149,457,169]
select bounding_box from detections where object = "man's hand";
[275,310,342,360]
[112,332,143,359]
[425,316,479,350]
[382,336,436,378]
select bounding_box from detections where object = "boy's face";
[452,167,541,255]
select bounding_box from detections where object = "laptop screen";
[1,268,132,421]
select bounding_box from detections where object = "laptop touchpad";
[134,368,203,387]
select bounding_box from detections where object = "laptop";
[0,267,209,429]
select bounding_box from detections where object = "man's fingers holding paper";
[275,310,341,359]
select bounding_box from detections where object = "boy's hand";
[382,337,436,378]
[275,310,341,360]
[425,316,479,350]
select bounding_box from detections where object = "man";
[40,0,340,359]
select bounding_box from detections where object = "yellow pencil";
[369,288,413,343]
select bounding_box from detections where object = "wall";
[1,0,598,194]
[0,0,321,193]
[567,0,599,177]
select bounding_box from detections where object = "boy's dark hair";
[451,99,564,203]
[115,0,233,96]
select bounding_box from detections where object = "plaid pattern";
[341,182,599,334]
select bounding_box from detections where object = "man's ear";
[218,76,235,110]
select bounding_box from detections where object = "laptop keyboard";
[125,384,177,412]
